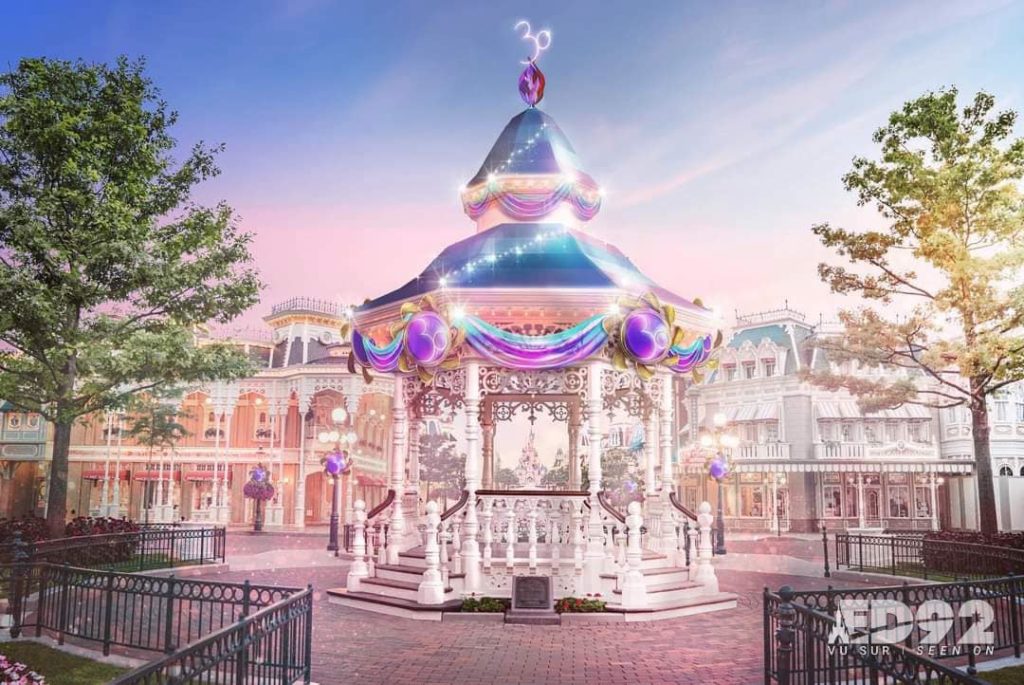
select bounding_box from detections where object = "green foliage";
[0,641,128,685]
[460,595,508,612]
[124,387,191,454]
[808,88,1024,532]
[0,57,261,533]
[418,431,463,499]
[494,466,519,488]
[554,596,606,613]
[598,446,643,506]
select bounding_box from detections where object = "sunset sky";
[4,0,1024,337]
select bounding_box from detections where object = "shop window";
[6,413,22,431]
[844,486,858,518]
[914,487,932,517]
[763,359,776,377]
[254,411,273,441]
[723,365,736,382]
[885,422,898,443]
[25,413,41,430]
[765,422,779,443]
[864,423,879,444]
[739,485,764,517]
[888,486,910,518]
[823,486,843,518]
[744,424,758,442]
[840,423,852,442]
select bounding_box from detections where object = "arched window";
[999,465,1013,476]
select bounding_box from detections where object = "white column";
[219,409,233,524]
[213,401,222,517]
[620,501,648,608]
[693,501,719,592]
[584,361,605,593]
[857,473,865,528]
[418,501,445,604]
[347,500,369,592]
[166,448,177,522]
[101,412,113,515]
[293,392,309,529]
[112,413,123,517]
[461,361,482,594]
[277,402,287,524]
[644,413,657,507]
[388,378,407,564]
[930,473,939,531]
[659,376,678,558]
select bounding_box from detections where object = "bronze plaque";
[512,576,552,611]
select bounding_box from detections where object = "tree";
[418,431,463,505]
[809,88,1024,533]
[0,57,261,536]
[494,466,519,489]
[124,388,190,522]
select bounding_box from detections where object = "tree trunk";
[46,420,73,538]
[970,385,999,534]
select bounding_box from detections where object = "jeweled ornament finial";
[514,20,551,107]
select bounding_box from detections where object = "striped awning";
[725,402,779,422]
[814,401,931,420]
[82,469,129,480]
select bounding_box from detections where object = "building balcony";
[730,442,791,460]
[813,441,940,460]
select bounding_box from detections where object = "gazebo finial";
[514,20,551,107]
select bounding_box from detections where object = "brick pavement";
[201,538,868,685]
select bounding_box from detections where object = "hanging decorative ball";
[708,457,729,481]
[251,466,266,483]
[404,310,451,367]
[324,450,347,477]
[621,309,671,363]
[518,61,546,107]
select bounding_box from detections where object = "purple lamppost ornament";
[708,457,729,481]
[404,311,451,368]
[621,309,671,364]
[243,464,275,533]
[324,449,349,554]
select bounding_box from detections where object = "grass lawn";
[0,641,128,685]
[982,664,1024,685]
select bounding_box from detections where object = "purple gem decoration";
[405,311,451,367]
[251,466,266,482]
[621,309,671,363]
[324,450,347,477]
[709,457,729,481]
[518,62,546,107]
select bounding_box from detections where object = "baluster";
[439,525,451,588]
[620,502,648,608]
[572,503,584,578]
[346,500,368,592]
[527,502,538,571]
[451,520,463,575]
[615,526,627,571]
[418,502,445,604]
[693,502,719,592]
[687,522,698,568]
[365,524,377,576]
[377,523,388,566]
[505,505,516,568]
[481,500,493,571]
[550,506,561,568]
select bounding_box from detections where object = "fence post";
[169,526,177,567]
[890,536,896,576]
[858,534,864,572]
[303,585,313,684]
[775,586,796,685]
[9,531,29,638]
[57,564,70,645]
[34,564,49,638]
[1009,573,1022,659]
[235,580,251,685]
[138,529,146,572]
[163,574,176,654]
[821,526,830,578]
[762,587,771,685]
[102,570,115,655]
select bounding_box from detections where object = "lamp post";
[700,412,739,556]
[319,407,357,553]
[773,473,787,537]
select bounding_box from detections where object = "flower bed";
[460,595,509,613]
[555,594,606,613]
[921,530,1024,577]
[0,652,45,683]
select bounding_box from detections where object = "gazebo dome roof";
[465,108,597,189]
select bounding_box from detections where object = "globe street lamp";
[773,472,787,537]
[700,412,739,555]
[319,406,355,553]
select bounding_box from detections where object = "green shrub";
[555,595,606,613]
[460,595,508,612]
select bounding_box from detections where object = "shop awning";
[82,469,130,480]
[183,471,224,482]
[355,474,386,487]
[725,402,779,422]
[133,471,179,481]
[814,401,931,420]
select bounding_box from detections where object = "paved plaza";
[205,531,859,685]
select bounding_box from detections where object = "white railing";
[814,441,940,459]
[736,442,791,459]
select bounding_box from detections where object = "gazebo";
[328,54,735,620]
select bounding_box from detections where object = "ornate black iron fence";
[763,576,1024,684]
[109,587,314,685]
[831,532,1024,579]
[0,525,225,571]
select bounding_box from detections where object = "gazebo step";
[612,580,703,604]
[327,589,462,621]
[375,563,465,583]
[604,592,739,621]
[360,576,454,602]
